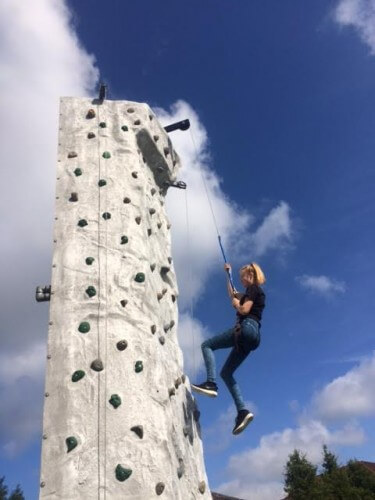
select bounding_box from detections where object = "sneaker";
[232,409,254,435]
[191,381,218,397]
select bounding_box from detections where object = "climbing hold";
[168,257,172,264]
[45,392,49,397]
[66,436,78,453]
[86,257,95,265]
[74,168,82,176]
[171,294,176,303]
[153,135,159,142]
[160,266,170,274]
[155,482,165,495]
[102,212,111,220]
[78,322,90,333]
[78,219,88,227]
[151,325,156,334]
[91,359,104,372]
[169,320,175,329]
[159,336,165,345]
[115,465,132,482]
[194,408,201,422]
[121,125,128,131]
[167,223,172,230]
[149,114,154,121]
[157,293,163,301]
[109,394,122,409]
[150,263,156,272]
[40,482,45,488]
[120,236,128,245]
[102,151,111,159]
[116,340,128,351]
[98,179,107,187]
[134,273,145,283]
[68,152,77,158]
[47,354,51,359]
[123,197,131,204]
[135,216,141,225]
[175,377,182,389]
[162,288,167,296]
[130,425,143,439]
[43,434,47,440]
[120,299,128,307]
[147,229,152,236]
[85,286,96,298]
[87,132,96,139]
[181,374,186,383]
[151,188,156,195]
[69,193,78,202]
[135,361,143,373]
[127,108,134,113]
[149,208,156,215]
[183,426,189,437]
[131,171,138,178]
[198,481,206,494]
[157,222,162,229]
[169,387,176,397]
[164,147,170,157]
[99,122,106,128]
[72,370,85,382]
[163,324,170,333]
[177,459,185,479]
[134,119,141,125]
[86,109,96,119]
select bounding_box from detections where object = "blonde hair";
[240,262,266,285]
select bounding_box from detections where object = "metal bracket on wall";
[36,285,51,302]
[164,180,187,189]
[164,119,190,133]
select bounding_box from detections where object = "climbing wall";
[39,97,211,500]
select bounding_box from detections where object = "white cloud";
[296,274,346,296]
[334,0,375,54]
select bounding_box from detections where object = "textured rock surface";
[40,97,211,499]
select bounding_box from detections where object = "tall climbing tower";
[38,94,211,499]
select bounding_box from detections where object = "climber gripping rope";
[191,261,266,435]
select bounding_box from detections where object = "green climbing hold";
[78,219,88,227]
[102,151,111,159]
[121,125,128,131]
[78,322,90,333]
[121,236,128,245]
[74,168,82,176]
[102,212,111,220]
[99,122,106,128]
[109,394,122,409]
[86,286,96,298]
[115,465,132,482]
[98,179,107,187]
[72,370,85,382]
[134,273,145,283]
[85,257,95,265]
[135,361,143,373]
[66,436,78,453]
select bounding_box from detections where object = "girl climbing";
[191,262,266,435]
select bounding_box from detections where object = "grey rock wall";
[39,97,211,500]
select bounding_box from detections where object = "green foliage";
[0,477,8,500]
[8,485,24,500]
[0,478,24,500]
[322,444,339,475]
[284,449,318,499]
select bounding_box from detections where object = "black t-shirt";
[237,284,265,324]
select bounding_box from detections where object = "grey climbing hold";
[162,288,167,296]
[78,219,88,227]
[135,216,141,225]
[68,151,77,158]
[87,132,96,139]
[130,425,143,439]
[163,324,170,333]
[102,212,111,220]
[123,197,131,204]
[109,394,121,409]
[183,426,189,437]
[131,171,138,178]
[74,168,82,176]
[149,208,156,215]
[151,188,156,195]
[121,125,128,131]
[43,434,47,440]
[153,135,159,142]
[181,374,186,383]
[69,193,78,202]
[102,151,111,159]
[115,465,132,482]
[150,263,156,272]
[135,273,145,283]
[164,147,170,157]
[151,325,156,334]
[156,482,165,495]
[86,257,95,265]
[135,361,143,373]
[134,119,141,125]
[121,236,128,244]
[177,459,185,479]
[147,229,152,236]
[72,370,85,382]
[169,320,175,329]
[171,294,176,303]
[120,299,128,307]
[198,481,206,494]
[157,293,163,301]
[169,387,176,397]
[167,223,172,230]
[91,359,104,372]
[78,321,90,333]
[159,336,165,345]
[127,108,134,113]
[86,109,96,119]
[160,266,170,274]
[168,257,172,264]
[66,436,78,453]
[157,222,162,229]
[175,377,182,389]
[45,392,49,397]
[99,122,106,128]
[116,340,128,351]
[98,179,107,187]
[40,482,45,488]
[85,286,96,298]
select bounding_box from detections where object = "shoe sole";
[191,384,218,398]
[232,413,254,435]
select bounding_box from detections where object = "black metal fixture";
[164,180,187,189]
[164,119,190,133]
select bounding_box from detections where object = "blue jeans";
[201,318,260,411]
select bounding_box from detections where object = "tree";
[0,478,24,500]
[321,444,339,475]
[0,477,8,500]
[8,484,25,500]
[284,449,319,499]
[346,460,375,498]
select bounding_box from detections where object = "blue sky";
[0,1,375,498]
